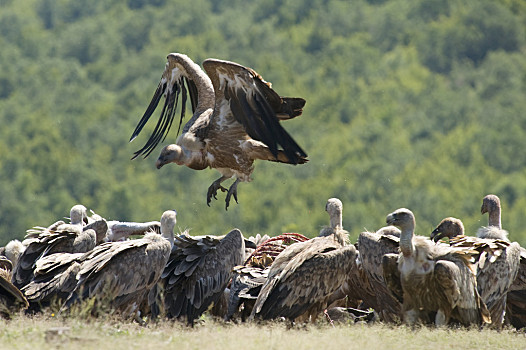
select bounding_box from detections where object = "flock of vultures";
[1,54,525,330]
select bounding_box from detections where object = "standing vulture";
[430,217,520,328]
[61,210,175,319]
[149,228,246,325]
[13,205,107,289]
[382,208,490,327]
[470,194,526,329]
[130,53,308,209]
[250,198,357,323]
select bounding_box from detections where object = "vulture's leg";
[207,176,229,206]
[225,178,240,210]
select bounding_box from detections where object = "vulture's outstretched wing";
[151,229,245,325]
[130,55,198,159]
[203,59,307,164]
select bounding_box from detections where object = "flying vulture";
[130,53,308,209]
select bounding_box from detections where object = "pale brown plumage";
[355,225,402,322]
[13,205,107,289]
[474,194,526,329]
[250,198,357,322]
[61,210,175,318]
[383,208,490,327]
[149,228,245,325]
[130,53,307,209]
[431,216,520,328]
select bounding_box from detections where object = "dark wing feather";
[153,229,245,325]
[202,59,307,164]
[131,56,197,159]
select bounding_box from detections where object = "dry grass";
[1,313,525,350]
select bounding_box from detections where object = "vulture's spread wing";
[203,59,307,164]
[130,55,197,159]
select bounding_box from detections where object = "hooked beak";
[386,214,395,226]
[156,159,165,169]
[430,229,445,243]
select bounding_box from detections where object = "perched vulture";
[0,256,28,318]
[149,228,245,325]
[250,198,357,323]
[431,217,520,328]
[383,208,490,327]
[130,53,308,209]
[13,205,107,289]
[61,210,175,319]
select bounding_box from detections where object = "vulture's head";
[70,204,88,225]
[325,198,343,220]
[386,208,415,231]
[156,144,184,169]
[430,217,464,242]
[481,194,501,215]
[160,210,177,245]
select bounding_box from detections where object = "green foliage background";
[1,0,526,245]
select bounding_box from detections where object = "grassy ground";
[1,314,525,350]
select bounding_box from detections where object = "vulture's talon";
[207,180,228,206]
[225,180,240,210]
